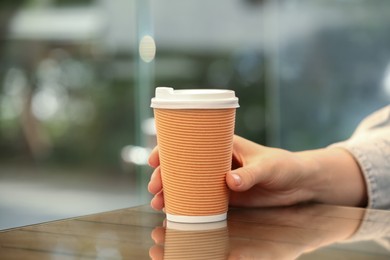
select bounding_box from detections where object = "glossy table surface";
[1,204,390,259]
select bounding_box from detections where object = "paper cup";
[151,87,239,223]
[163,221,229,259]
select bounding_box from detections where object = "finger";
[227,146,285,192]
[148,146,160,168]
[149,245,164,260]
[148,167,163,194]
[232,135,264,158]
[151,226,166,244]
[226,171,243,191]
[226,165,259,192]
[151,190,165,211]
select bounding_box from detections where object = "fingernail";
[231,173,242,186]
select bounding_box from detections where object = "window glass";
[0,0,142,229]
[275,0,390,150]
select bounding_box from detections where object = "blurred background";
[1,0,390,229]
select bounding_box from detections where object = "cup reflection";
[150,204,371,260]
[150,220,229,260]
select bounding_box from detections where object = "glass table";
[1,204,389,259]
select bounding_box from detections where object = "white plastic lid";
[150,87,239,109]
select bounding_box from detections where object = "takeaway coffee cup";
[151,87,239,223]
[163,221,229,259]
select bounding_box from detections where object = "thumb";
[226,166,259,192]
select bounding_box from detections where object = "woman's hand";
[148,135,367,210]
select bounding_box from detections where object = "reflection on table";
[0,204,390,259]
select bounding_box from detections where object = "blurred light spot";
[139,35,156,63]
[32,88,60,121]
[10,8,105,41]
[142,118,156,136]
[383,63,390,98]
[121,145,151,165]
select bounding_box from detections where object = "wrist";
[297,148,367,207]
[294,150,329,204]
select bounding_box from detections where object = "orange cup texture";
[154,108,236,218]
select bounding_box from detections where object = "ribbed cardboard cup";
[151,87,239,223]
[163,221,229,259]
